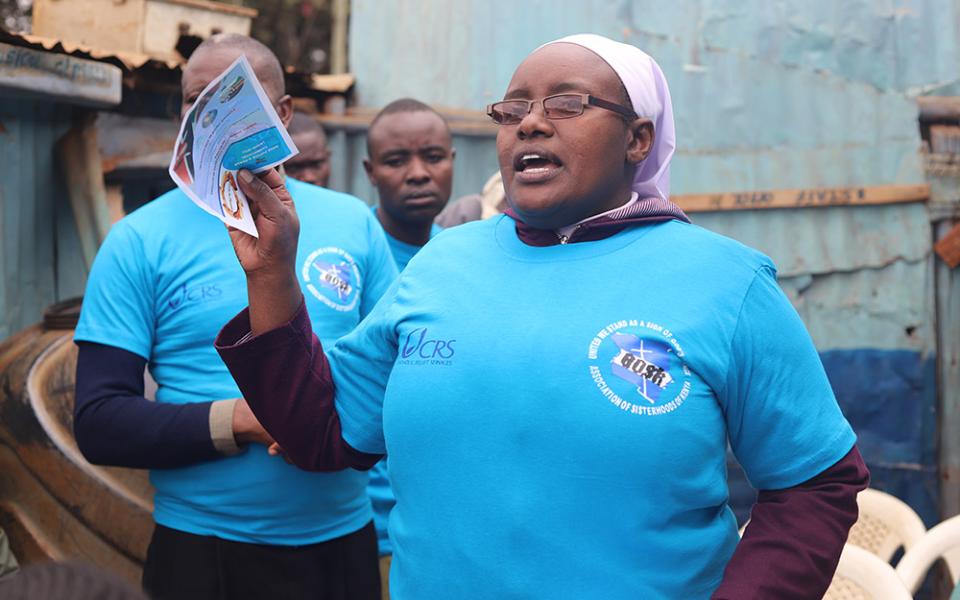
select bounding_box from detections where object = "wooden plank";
[317,112,498,138]
[330,0,349,75]
[157,0,258,18]
[673,184,930,213]
[0,42,121,108]
[918,96,960,123]
[57,113,112,269]
[309,73,355,94]
[142,0,254,61]
[105,184,126,225]
[32,0,145,57]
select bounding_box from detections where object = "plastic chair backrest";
[824,544,912,600]
[895,514,960,594]
[848,488,926,562]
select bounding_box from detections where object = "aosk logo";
[587,320,692,416]
[302,247,361,312]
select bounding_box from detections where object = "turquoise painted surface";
[696,203,934,354]
[343,0,940,355]
[346,0,949,199]
[0,97,85,339]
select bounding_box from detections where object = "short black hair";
[288,112,328,143]
[190,33,285,99]
[366,98,450,156]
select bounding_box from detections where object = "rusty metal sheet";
[0,98,85,341]
[694,202,932,277]
[0,42,122,107]
[779,258,934,353]
[95,112,179,173]
[348,0,929,196]
[0,29,180,72]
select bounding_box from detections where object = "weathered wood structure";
[32,0,256,64]
[0,305,152,583]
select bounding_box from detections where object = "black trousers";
[142,522,381,600]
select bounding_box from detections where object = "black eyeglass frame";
[486,93,639,124]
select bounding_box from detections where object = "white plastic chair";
[824,543,912,600]
[895,514,960,594]
[847,488,927,562]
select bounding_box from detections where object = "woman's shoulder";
[653,219,775,276]
[424,217,500,248]
[399,218,499,275]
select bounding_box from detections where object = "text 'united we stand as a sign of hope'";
[587,319,693,417]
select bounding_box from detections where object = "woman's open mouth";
[513,150,564,184]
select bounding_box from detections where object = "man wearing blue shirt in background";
[362,98,454,589]
[365,98,454,270]
[73,34,396,600]
[286,112,332,189]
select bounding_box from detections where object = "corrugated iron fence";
[0,98,87,340]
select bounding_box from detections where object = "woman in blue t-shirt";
[217,34,869,599]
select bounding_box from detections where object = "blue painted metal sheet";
[696,203,931,278]
[0,97,84,340]
[348,0,943,198]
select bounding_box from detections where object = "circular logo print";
[587,319,692,416]
[301,247,361,312]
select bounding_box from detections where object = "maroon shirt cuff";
[215,298,383,471]
[712,445,870,599]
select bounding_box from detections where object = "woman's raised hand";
[230,168,300,277]
[230,169,303,334]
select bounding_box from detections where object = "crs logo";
[399,328,456,365]
[167,283,222,311]
[302,247,362,312]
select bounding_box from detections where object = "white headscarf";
[539,34,676,201]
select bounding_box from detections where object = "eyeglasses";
[486,93,638,125]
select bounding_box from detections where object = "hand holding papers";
[169,55,298,237]
[230,168,303,335]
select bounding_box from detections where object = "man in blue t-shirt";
[286,111,332,189]
[361,99,453,575]
[73,34,396,599]
[364,98,453,271]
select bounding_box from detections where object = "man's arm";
[712,446,870,599]
[74,342,271,469]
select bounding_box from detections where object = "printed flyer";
[169,55,298,237]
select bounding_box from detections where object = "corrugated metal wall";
[344,0,954,198]
[343,0,952,524]
[930,160,960,529]
[0,97,87,339]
